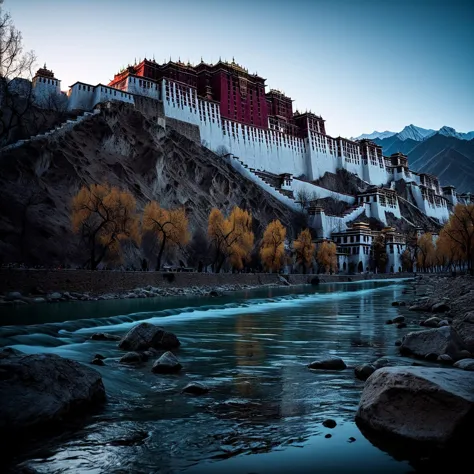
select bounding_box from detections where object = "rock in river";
[118,322,180,351]
[152,351,182,374]
[453,359,474,371]
[120,351,143,364]
[400,326,465,359]
[182,382,209,395]
[308,357,346,370]
[354,363,376,381]
[0,352,106,438]
[356,366,474,445]
[90,332,121,341]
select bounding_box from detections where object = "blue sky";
[6,0,474,138]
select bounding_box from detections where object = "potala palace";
[8,60,473,273]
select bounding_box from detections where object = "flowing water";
[1,279,424,473]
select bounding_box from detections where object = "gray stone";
[453,312,474,352]
[48,292,62,300]
[432,302,450,313]
[118,322,180,351]
[119,352,143,364]
[437,354,453,364]
[354,364,376,381]
[322,419,337,428]
[0,353,105,437]
[356,366,474,444]
[453,359,474,371]
[5,291,22,301]
[32,297,46,303]
[90,332,121,341]
[182,382,209,395]
[308,357,346,370]
[91,357,105,366]
[438,320,450,327]
[152,351,182,374]
[400,326,465,359]
[392,316,405,324]
[453,350,472,361]
[422,317,442,328]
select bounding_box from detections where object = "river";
[1,279,420,473]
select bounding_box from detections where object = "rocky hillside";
[0,102,302,267]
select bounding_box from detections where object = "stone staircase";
[341,203,366,222]
[229,161,296,200]
[0,109,100,153]
[227,156,297,207]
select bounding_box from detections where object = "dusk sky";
[6,0,474,138]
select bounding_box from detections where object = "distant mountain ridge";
[353,124,474,193]
[353,124,474,142]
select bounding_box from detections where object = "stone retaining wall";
[0,270,283,295]
[0,270,415,296]
[166,117,201,143]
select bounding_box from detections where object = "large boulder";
[400,326,465,359]
[118,322,180,351]
[356,366,474,444]
[453,311,474,352]
[453,359,474,371]
[0,352,105,438]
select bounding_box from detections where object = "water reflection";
[1,279,418,473]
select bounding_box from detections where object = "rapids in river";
[1,279,422,473]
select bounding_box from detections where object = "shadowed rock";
[400,326,465,359]
[356,366,474,445]
[0,353,105,438]
[90,333,121,341]
[354,363,376,381]
[453,311,474,352]
[182,382,209,395]
[453,359,474,371]
[152,351,182,374]
[118,322,180,351]
[308,357,346,370]
[119,352,143,364]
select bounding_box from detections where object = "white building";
[18,60,459,234]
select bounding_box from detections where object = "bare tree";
[0,2,36,145]
[296,188,311,210]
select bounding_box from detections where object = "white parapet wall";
[290,178,355,204]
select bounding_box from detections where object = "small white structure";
[332,222,406,274]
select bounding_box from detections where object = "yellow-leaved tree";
[260,220,286,272]
[316,240,337,274]
[71,183,141,270]
[439,203,474,273]
[416,232,435,271]
[208,206,254,272]
[436,226,463,271]
[294,228,315,274]
[142,201,190,270]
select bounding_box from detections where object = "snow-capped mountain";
[396,125,435,141]
[355,125,474,142]
[438,126,474,140]
[354,130,396,140]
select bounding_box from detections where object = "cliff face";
[0,102,301,267]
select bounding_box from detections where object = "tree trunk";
[156,236,166,271]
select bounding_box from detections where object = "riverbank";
[0,269,414,305]
[409,274,474,352]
